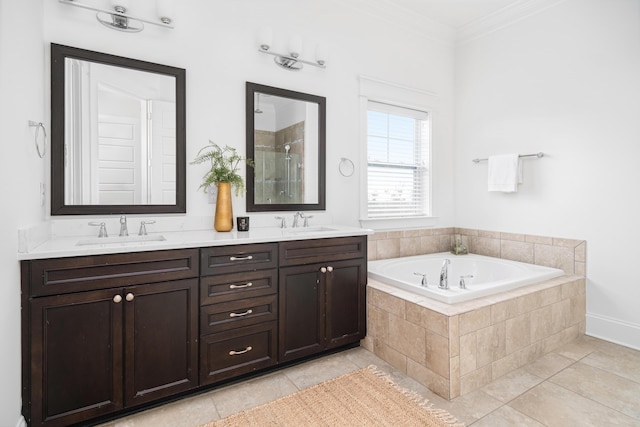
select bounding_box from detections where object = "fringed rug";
[201,365,464,427]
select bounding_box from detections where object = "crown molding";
[456,0,570,45]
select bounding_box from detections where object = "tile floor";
[100,335,640,426]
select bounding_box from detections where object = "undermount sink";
[283,226,338,234]
[76,234,167,246]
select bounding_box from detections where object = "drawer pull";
[229,255,253,261]
[229,346,253,356]
[230,309,253,318]
[229,282,253,289]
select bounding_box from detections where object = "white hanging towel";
[487,154,522,192]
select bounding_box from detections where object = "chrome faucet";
[119,215,128,237]
[292,211,305,228]
[413,272,428,287]
[439,259,451,289]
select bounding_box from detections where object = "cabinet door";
[29,289,123,427]
[278,264,325,362]
[325,258,367,349]
[123,279,198,407]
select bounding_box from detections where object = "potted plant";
[192,141,254,231]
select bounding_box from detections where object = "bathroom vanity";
[20,230,368,427]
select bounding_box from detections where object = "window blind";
[366,101,429,218]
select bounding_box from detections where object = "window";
[366,101,430,219]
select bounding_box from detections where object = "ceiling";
[381,0,526,29]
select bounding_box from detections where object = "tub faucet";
[119,215,128,237]
[439,259,450,289]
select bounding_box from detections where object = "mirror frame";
[245,82,326,212]
[50,43,186,215]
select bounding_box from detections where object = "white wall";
[0,1,46,426]
[1,1,455,425]
[454,0,640,349]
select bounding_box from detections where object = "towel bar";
[472,152,544,164]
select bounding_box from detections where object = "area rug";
[201,365,464,427]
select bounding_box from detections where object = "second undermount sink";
[76,234,167,246]
[283,226,338,234]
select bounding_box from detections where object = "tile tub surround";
[364,227,586,400]
[368,227,586,276]
[363,274,586,400]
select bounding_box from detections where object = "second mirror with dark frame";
[246,82,326,212]
[50,43,186,215]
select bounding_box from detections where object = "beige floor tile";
[437,390,503,425]
[554,335,597,360]
[522,352,574,379]
[549,362,640,420]
[470,405,545,426]
[582,349,640,384]
[107,394,218,427]
[481,368,544,403]
[510,381,640,426]
[282,351,360,389]
[209,372,298,418]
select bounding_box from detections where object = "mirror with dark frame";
[50,43,186,215]
[246,82,326,212]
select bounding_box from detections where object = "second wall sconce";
[258,27,327,71]
[59,0,174,33]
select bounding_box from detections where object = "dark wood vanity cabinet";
[199,243,278,385]
[22,249,199,427]
[21,236,367,426]
[278,237,367,362]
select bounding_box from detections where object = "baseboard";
[15,415,27,427]
[586,313,640,351]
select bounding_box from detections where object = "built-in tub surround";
[362,228,586,400]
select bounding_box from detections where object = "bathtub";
[367,252,565,304]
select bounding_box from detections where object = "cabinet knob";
[327,266,334,272]
[125,293,135,302]
[113,294,122,303]
[320,267,327,273]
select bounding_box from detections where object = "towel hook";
[28,121,47,159]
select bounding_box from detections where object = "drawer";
[200,243,278,276]
[200,295,277,335]
[279,236,367,267]
[200,321,277,385]
[27,249,199,297]
[200,269,277,305]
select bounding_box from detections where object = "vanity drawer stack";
[199,243,279,385]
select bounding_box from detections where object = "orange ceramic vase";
[214,182,233,231]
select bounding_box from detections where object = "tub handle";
[413,272,428,287]
[459,275,474,289]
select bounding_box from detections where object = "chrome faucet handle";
[275,216,286,228]
[459,275,474,289]
[88,222,108,238]
[119,215,128,237]
[138,220,156,236]
[303,215,313,227]
[413,272,428,287]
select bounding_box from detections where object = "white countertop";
[18,225,373,260]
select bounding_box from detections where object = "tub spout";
[439,259,450,289]
[413,272,428,287]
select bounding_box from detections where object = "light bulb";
[111,0,132,13]
[315,43,328,66]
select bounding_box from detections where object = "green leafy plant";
[191,141,254,196]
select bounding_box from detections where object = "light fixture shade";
[156,0,174,23]
[288,35,302,57]
[315,43,328,65]
[259,26,273,50]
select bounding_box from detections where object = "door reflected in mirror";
[51,44,186,215]
[246,82,326,212]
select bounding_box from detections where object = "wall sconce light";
[59,0,174,33]
[258,28,326,71]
